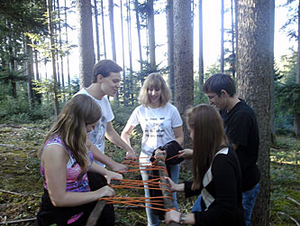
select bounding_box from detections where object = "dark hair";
[203,73,236,97]
[186,104,227,190]
[92,59,122,82]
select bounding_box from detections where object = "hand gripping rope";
[86,151,181,226]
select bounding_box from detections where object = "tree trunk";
[294,1,300,137]
[127,0,133,71]
[173,0,193,151]
[120,0,126,105]
[25,37,34,109]
[34,40,40,81]
[147,0,156,71]
[198,0,204,88]
[166,0,175,99]
[230,0,236,79]
[220,0,224,73]
[57,0,66,102]
[76,0,95,89]
[126,0,134,106]
[109,0,116,62]
[101,0,107,59]
[94,0,101,62]
[47,0,60,116]
[236,0,274,225]
[64,0,71,95]
[135,0,144,83]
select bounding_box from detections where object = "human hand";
[111,162,127,173]
[154,149,167,160]
[105,171,123,184]
[165,177,177,192]
[179,148,193,159]
[96,185,115,199]
[165,209,180,224]
[125,149,137,160]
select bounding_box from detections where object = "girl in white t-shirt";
[121,73,184,226]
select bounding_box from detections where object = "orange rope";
[97,154,182,211]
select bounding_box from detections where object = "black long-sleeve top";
[184,147,245,226]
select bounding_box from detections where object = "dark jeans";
[242,182,260,226]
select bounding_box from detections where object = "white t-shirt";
[75,88,114,166]
[127,103,183,157]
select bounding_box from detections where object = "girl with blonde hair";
[121,73,184,226]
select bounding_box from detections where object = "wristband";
[179,213,187,225]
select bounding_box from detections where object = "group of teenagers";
[36,59,260,226]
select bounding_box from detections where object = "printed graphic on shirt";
[89,116,107,151]
[144,117,165,138]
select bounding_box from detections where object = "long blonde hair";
[38,94,102,172]
[186,104,227,190]
[138,73,171,107]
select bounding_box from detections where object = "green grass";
[269,135,300,226]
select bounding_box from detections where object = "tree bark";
[173,0,193,152]
[101,0,107,59]
[294,1,300,137]
[64,0,71,95]
[109,0,116,62]
[94,0,101,62]
[47,0,60,116]
[135,0,144,83]
[221,0,224,73]
[230,0,236,79]
[155,151,180,226]
[236,0,274,225]
[166,0,175,99]
[76,0,95,89]
[198,0,204,88]
[147,0,156,71]
[120,0,126,105]
[126,0,134,106]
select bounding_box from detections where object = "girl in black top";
[165,104,245,225]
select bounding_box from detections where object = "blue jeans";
[140,161,179,226]
[242,182,260,226]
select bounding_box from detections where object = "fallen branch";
[287,196,300,206]
[0,218,36,225]
[155,150,180,226]
[85,180,121,226]
[0,144,14,147]
[277,211,300,226]
[0,189,41,198]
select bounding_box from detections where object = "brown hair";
[186,104,227,190]
[138,73,171,107]
[38,94,102,172]
[92,59,122,82]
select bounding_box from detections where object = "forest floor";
[0,123,299,226]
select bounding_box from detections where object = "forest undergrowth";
[0,123,299,226]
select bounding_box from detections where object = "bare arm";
[89,140,127,173]
[106,121,137,159]
[42,145,115,207]
[173,126,184,145]
[179,148,193,159]
[89,162,123,184]
[120,123,135,147]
